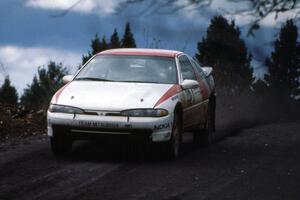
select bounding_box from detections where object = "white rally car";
[47,48,216,158]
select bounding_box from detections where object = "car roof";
[97,48,183,58]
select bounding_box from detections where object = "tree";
[110,28,121,49]
[195,16,253,94]
[0,76,18,106]
[252,79,269,94]
[81,22,136,67]
[100,36,108,51]
[82,53,92,66]
[82,34,102,65]
[21,61,68,111]
[265,19,300,96]
[90,34,102,55]
[82,34,109,65]
[121,22,137,48]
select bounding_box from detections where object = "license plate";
[78,121,119,128]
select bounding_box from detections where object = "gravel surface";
[0,121,299,200]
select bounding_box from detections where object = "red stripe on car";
[100,51,176,57]
[54,84,69,103]
[98,49,182,58]
[154,85,182,107]
[199,80,209,99]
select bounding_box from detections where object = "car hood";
[53,81,173,111]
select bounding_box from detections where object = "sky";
[0,0,298,95]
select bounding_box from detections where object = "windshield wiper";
[75,77,114,82]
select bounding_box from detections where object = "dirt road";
[0,121,299,200]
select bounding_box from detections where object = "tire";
[210,94,216,132]
[192,129,202,145]
[165,113,182,159]
[202,108,213,146]
[193,100,214,146]
[50,130,72,156]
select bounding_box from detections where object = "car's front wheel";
[165,113,182,159]
[50,130,72,156]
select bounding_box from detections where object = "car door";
[190,58,211,124]
[191,59,211,100]
[178,55,202,129]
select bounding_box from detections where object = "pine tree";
[81,34,111,66]
[100,36,108,51]
[82,34,102,65]
[21,61,68,111]
[252,79,268,94]
[266,19,300,95]
[121,22,137,48]
[0,76,18,106]
[195,16,253,94]
[82,53,92,66]
[91,34,102,55]
[110,28,121,49]
[21,75,42,110]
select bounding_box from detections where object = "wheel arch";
[209,93,216,132]
[174,102,183,129]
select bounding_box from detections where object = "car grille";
[52,125,152,141]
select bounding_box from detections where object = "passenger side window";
[191,59,206,78]
[179,55,197,81]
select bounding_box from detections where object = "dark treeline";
[195,16,253,95]
[81,22,136,65]
[0,18,299,114]
[0,76,18,106]
[0,22,137,111]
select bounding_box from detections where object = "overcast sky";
[0,0,298,94]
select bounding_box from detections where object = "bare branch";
[0,63,8,79]
[48,0,213,18]
[48,0,83,18]
[149,0,212,14]
[46,0,300,35]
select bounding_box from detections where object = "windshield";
[75,55,177,84]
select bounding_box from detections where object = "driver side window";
[178,55,197,81]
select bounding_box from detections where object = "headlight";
[120,109,168,117]
[49,104,84,114]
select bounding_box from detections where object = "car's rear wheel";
[193,100,214,146]
[165,113,182,159]
[50,130,72,156]
[202,109,213,146]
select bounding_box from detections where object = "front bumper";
[47,111,173,142]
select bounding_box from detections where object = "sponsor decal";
[54,83,70,103]
[154,122,170,131]
[185,89,194,105]
[171,95,179,101]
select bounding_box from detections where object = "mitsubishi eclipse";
[47,48,216,158]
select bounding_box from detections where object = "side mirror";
[181,79,199,90]
[202,67,213,77]
[62,75,74,84]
